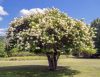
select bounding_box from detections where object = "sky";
[0,0,100,35]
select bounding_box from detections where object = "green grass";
[0,56,47,61]
[0,55,68,61]
[0,56,100,77]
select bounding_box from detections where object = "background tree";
[0,36,7,57]
[6,8,96,70]
[91,18,100,54]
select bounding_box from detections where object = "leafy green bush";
[82,47,96,54]
[72,47,96,58]
[8,48,19,56]
[0,50,7,57]
[81,47,96,57]
[7,47,35,57]
[9,51,35,57]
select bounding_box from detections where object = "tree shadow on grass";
[0,65,80,77]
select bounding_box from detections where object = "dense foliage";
[6,8,96,70]
[91,18,100,53]
[0,36,7,57]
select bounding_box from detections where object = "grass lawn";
[0,56,100,77]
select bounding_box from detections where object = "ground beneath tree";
[0,58,100,77]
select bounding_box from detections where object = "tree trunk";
[46,52,60,71]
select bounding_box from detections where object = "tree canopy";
[6,8,96,70]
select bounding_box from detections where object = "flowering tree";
[6,8,95,70]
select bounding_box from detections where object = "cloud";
[0,6,8,21]
[0,28,7,31]
[0,6,8,15]
[20,9,30,16]
[20,8,46,16]
[0,28,7,36]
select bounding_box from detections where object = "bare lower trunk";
[46,52,60,71]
